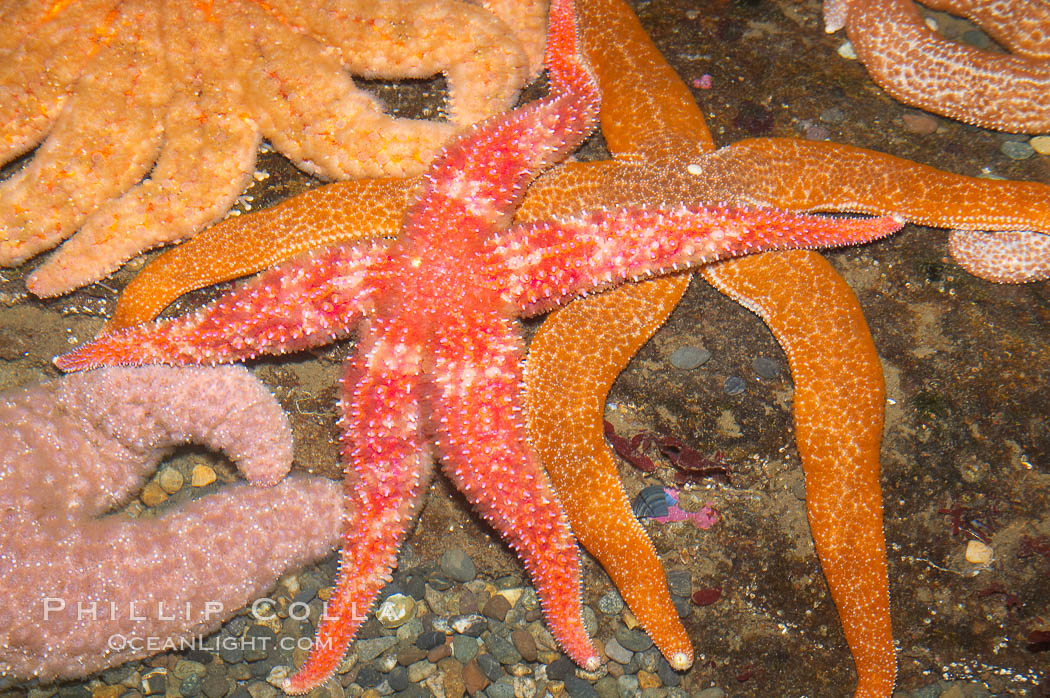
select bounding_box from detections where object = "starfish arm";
[55,365,296,491]
[0,0,169,266]
[285,322,431,694]
[524,275,694,670]
[497,206,902,315]
[107,178,416,331]
[576,0,713,152]
[949,229,1050,283]
[713,137,1050,233]
[264,0,530,126]
[832,0,1050,132]
[0,0,117,162]
[418,0,598,226]
[26,0,260,297]
[54,240,388,372]
[430,311,600,671]
[920,0,1050,58]
[474,0,550,77]
[702,251,895,698]
[0,365,343,681]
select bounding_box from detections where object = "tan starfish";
[0,0,537,296]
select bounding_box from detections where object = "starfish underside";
[0,0,542,296]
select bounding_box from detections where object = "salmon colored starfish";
[95,2,1050,696]
[55,0,906,692]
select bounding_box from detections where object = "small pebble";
[669,345,711,370]
[901,112,939,136]
[158,467,185,494]
[486,678,516,698]
[476,653,504,682]
[482,595,511,622]
[462,659,489,694]
[656,656,681,687]
[723,375,746,395]
[837,41,857,59]
[545,657,575,681]
[805,123,831,141]
[496,587,523,607]
[484,632,522,665]
[752,356,781,380]
[614,625,653,653]
[603,637,633,665]
[140,481,168,507]
[427,642,452,663]
[397,647,426,666]
[596,590,625,616]
[636,670,661,689]
[511,629,537,662]
[563,675,599,697]
[440,549,477,583]
[1030,135,1050,155]
[452,635,478,664]
[190,463,216,487]
[406,660,436,683]
[616,674,641,696]
[415,631,445,651]
[355,666,382,688]
[965,540,993,565]
[451,614,486,636]
[376,593,415,629]
[594,676,619,698]
[355,636,397,662]
[386,665,408,692]
[1001,139,1035,160]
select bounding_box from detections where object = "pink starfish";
[56,0,902,691]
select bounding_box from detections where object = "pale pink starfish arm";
[25,0,261,297]
[1,365,343,681]
[0,0,118,161]
[54,240,390,372]
[494,206,902,314]
[823,0,1050,131]
[0,0,168,266]
[949,229,1050,282]
[285,322,431,695]
[430,311,599,670]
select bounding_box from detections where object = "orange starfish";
[98,1,1050,696]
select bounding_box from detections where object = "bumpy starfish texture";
[97,2,1050,695]
[949,229,1050,282]
[0,365,343,681]
[823,0,1050,284]
[55,0,907,691]
[824,0,1050,132]
[0,0,531,296]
